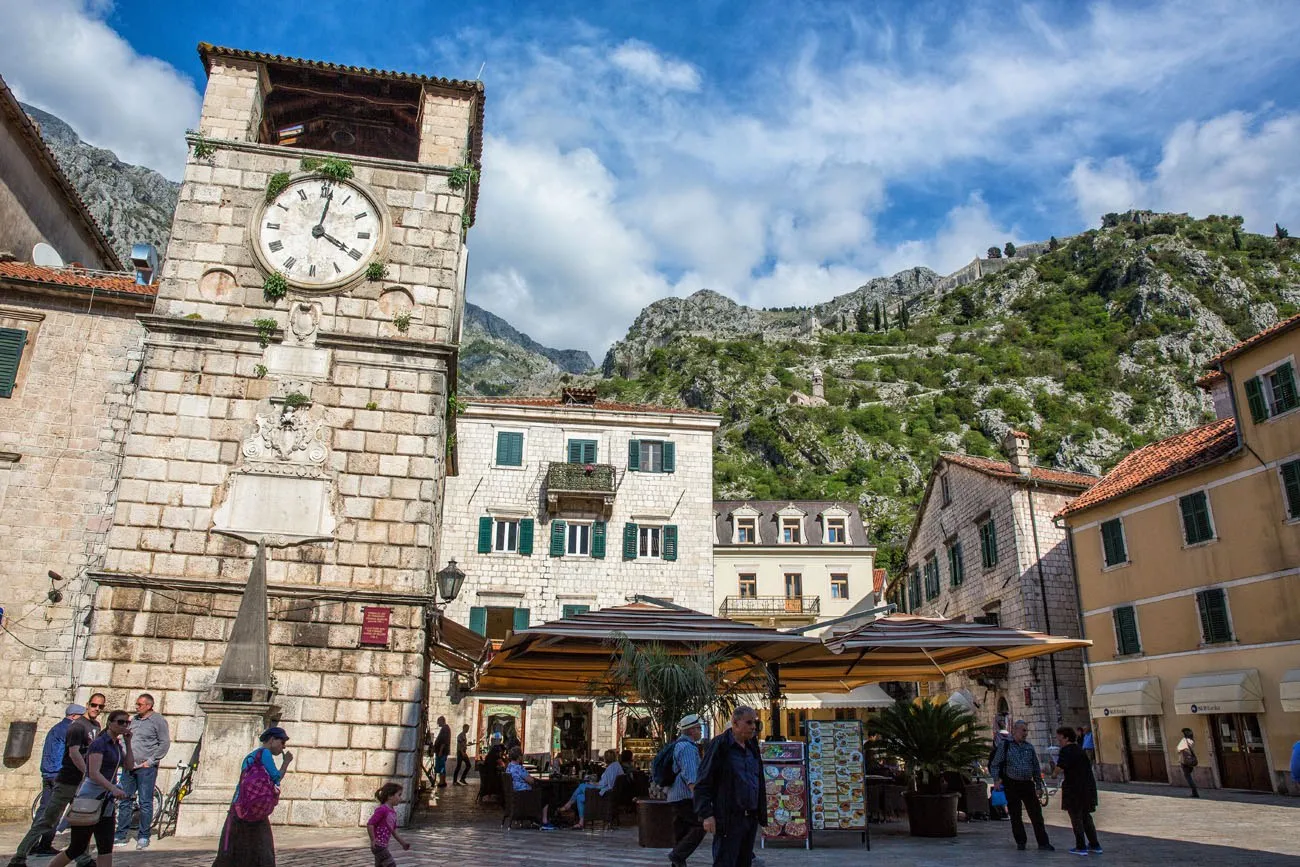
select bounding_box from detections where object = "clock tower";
[81,44,483,831]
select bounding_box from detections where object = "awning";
[1173,669,1264,715]
[1090,678,1163,718]
[430,614,490,676]
[783,683,895,710]
[1278,669,1300,712]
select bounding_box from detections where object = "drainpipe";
[1025,484,1062,727]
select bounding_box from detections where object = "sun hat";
[65,703,86,716]
[259,726,290,742]
[677,713,702,731]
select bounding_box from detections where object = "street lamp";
[436,559,466,604]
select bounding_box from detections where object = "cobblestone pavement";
[3,783,1297,866]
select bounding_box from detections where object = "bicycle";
[29,781,161,834]
[155,758,199,839]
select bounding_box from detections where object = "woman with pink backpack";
[212,726,293,867]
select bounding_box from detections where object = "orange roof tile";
[468,396,716,417]
[943,453,1098,489]
[1205,311,1300,367]
[1056,418,1238,519]
[1195,370,1226,389]
[873,568,887,596]
[0,261,155,297]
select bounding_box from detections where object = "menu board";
[760,741,809,843]
[806,720,866,831]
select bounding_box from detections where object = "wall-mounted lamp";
[47,570,66,604]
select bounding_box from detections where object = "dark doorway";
[1210,714,1271,791]
[1122,715,1168,783]
[551,702,593,763]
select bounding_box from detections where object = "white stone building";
[430,390,720,761]
[898,432,1096,756]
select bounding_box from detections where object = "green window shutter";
[496,431,523,466]
[1180,492,1213,544]
[518,519,534,555]
[627,439,641,472]
[1281,461,1300,519]
[468,607,487,636]
[1244,376,1268,422]
[567,439,597,464]
[0,328,26,398]
[512,608,530,632]
[1272,362,1299,413]
[623,523,638,560]
[549,520,567,557]
[662,442,676,473]
[477,516,493,553]
[568,440,582,464]
[562,604,590,619]
[1101,519,1127,566]
[591,521,607,559]
[986,521,997,565]
[584,441,597,463]
[663,525,678,561]
[1113,606,1140,655]
[909,568,921,611]
[1196,588,1232,643]
[948,543,964,587]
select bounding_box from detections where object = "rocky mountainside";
[597,212,1300,569]
[460,303,594,395]
[21,103,179,265]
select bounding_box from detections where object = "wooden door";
[1122,715,1168,783]
[1212,714,1272,792]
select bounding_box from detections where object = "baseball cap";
[677,713,702,731]
[66,703,86,716]
[260,726,290,742]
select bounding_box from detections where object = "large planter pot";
[637,799,677,848]
[903,791,959,838]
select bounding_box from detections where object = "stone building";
[899,432,1096,756]
[0,73,149,819]
[75,44,485,832]
[429,390,720,763]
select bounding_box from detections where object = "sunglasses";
[88,703,105,709]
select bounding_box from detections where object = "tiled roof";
[0,74,123,270]
[1205,311,1300,367]
[468,396,714,417]
[873,568,887,596]
[1056,418,1239,519]
[1195,370,1226,389]
[197,43,483,93]
[942,453,1098,489]
[0,261,155,297]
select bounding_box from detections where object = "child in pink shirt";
[367,783,411,867]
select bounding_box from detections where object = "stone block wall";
[197,58,265,144]
[0,293,146,818]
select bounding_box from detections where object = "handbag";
[990,788,1008,809]
[67,795,107,827]
[234,749,281,822]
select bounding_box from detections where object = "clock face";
[254,176,382,289]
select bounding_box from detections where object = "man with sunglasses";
[7,694,104,867]
[694,707,767,867]
[114,694,169,850]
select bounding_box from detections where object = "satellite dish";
[32,243,64,268]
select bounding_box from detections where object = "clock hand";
[321,232,349,251]
[315,188,333,227]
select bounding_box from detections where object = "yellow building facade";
[1060,315,1300,795]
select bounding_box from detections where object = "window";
[1113,606,1141,655]
[830,574,849,599]
[477,516,534,555]
[781,518,802,544]
[825,518,846,544]
[567,439,597,464]
[495,431,524,467]
[549,520,605,558]
[908,567,922,612]
[975,609,1000,628]
[738,574,757,597]
[628,439,675,473]
[784,573,803,598]
[0,328,28,398]
[923,556,940,599]
[1100,518,1128,567]
[940,474,952,507]
[737,518,757,544]
[979,518,999,568]
[947,541,964,587]
[639,526,661,558]
[1196,588,1233,644]
[622,523,676,560]
[1281,460,1300,520]
[567,522,591,555]
[1246,361,1299,421]
[1179,491,1215,545]
[561,604,590,619]
[469,606,529,640]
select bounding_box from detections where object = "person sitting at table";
[560,749,623,829]
[506,747,554,830]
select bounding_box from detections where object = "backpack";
[234,749,281,822]
[651,741,679,787]
[1181,745,1198,768]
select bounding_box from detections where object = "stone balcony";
[719,595,820,626]
[544,461,617,517]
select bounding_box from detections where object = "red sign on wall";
[360,607,392,647]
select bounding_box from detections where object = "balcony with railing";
[544,461,617,516]
[719,595,820,625]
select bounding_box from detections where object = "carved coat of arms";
[242,403,328,465]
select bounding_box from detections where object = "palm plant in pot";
[868,698,989,837]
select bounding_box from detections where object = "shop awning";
[1278,669,1300,712]
[1090,677,1163,718]
[430,614,490,675]
[1173,669,1264,715]
[782,683,895,710]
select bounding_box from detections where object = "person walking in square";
[47,709,134,867]
[1175,728,1200,797]
[114,693,169,850]
[432,717,452,788]
[1054,727,1101,856]
[7,694,104,867]
[667,713,705,867]
[26,704,84,857]
[695,706,766,867]
[368,783,411,867]
[211,726,293,867]
[453,724,473,785]
[991,719,1053,851]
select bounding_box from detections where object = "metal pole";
[767,662,783,740]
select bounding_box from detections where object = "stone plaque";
[213,472,335,540]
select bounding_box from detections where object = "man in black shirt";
[7,693,104,867]
[695,706,767,867]
[432,716,452,788]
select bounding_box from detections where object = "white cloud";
[609,40,700,92]
[0,0,199,179]
[1069,111,1300,234]
[877,195,1016,278]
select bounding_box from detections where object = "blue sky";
[4,1,1300,356]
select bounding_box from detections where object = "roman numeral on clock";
[309,265,317,277]
[340,195,352,206]
[333,262,341,274]
[283,257,296,269]
[354,212,368,220]
[268,240,283,252]
[265,222,280,230]
[357,231,370,240]
[298,189,308,201]
[348,248,363,260]
[277,203,289,211]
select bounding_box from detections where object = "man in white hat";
[667,713,705,867]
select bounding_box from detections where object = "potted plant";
[868,698,988,837]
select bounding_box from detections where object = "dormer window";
[781,518,802,544]
[825,518,846,544]
[737,518,757,544]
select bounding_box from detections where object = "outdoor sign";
[760,740,809,847]
[806,719,867,832]
[360,606,391,646]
